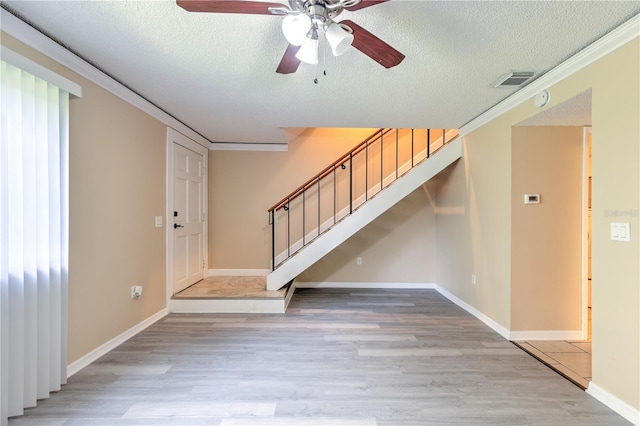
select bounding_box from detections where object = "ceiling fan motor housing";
[290,0,354,23]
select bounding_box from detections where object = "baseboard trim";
[509,330,584,341]
[66,308,169,378]
[293,282,587,343]
[207,269,270,277]
[433,286,511,340]
[587,382,640,425]
[294,282,437,289]
[63,281,639,425]
[168,298,284,314]
[294,282,510,339]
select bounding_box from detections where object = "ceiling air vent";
[493,71,535,88]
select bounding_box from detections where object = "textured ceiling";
[2,1,639,144]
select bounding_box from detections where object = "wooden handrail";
[268,129,393,212]
[269,127,460,270]
[267,128,458,213]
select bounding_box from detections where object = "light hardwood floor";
[11,289,629,425]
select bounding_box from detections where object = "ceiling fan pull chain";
[314,38,328,84]
[322,36,327,78]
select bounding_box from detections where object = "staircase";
[266,128,462,291]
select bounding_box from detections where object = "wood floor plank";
[9,289,631,425]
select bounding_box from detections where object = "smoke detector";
[493,71,536,88]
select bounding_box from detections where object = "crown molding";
[1,8,213,148]
[460,13,640,136]
[210,142,288,152]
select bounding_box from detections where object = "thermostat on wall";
[524,194,540,204]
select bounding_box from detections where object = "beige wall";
[588,39,639,412]
[436,118,514,328]
[209,127,377,269]
[2,33,168,364]
[210,128,439,283]
[436,39,639,410]
[511,126,584,331]
[298,183,438,283]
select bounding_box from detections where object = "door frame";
[580,126,592,340]
[165,127,209,304]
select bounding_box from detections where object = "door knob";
[174,223,184,229]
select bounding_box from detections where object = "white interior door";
[172,142,205,294]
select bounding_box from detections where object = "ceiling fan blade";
[340,19,405,69]
[276,44,302,74]
[177,0,284,14]
[345,0,389,12]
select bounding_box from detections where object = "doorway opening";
[511,90,593,389]
[582,126,592,340]
[166,128,209,301]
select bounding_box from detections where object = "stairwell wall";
[208,128,438,283]
[297,183,437,284]
[209,128,375,270]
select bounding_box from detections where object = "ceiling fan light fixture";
[282,13,312,46]
[325,22,354,56]
[295,33,319,64]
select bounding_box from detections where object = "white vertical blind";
[1,59,69,425]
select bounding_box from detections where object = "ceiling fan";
[176,0,405,74]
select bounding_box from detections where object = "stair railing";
[268,128,458,270]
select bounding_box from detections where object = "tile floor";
[173,276,287,299]
[514,309,592,389]
[513,339,591,389]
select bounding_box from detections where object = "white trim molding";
[587,382,640,425]
[207,269,270,277]
[1,9,294,152]
[168,298,286,314]
[509,330,584,341]
[434,286,511,340]
[295,282,437,290]
[293,282,512,339]
[460,14,640,136]
[294,282,581,343]
[66,308,168,378]
[210,143,288,152]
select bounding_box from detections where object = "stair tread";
[173,276,287,300]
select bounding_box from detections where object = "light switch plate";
[524,194,540,204]
[611,223,630,241]
[155,216,163,227]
